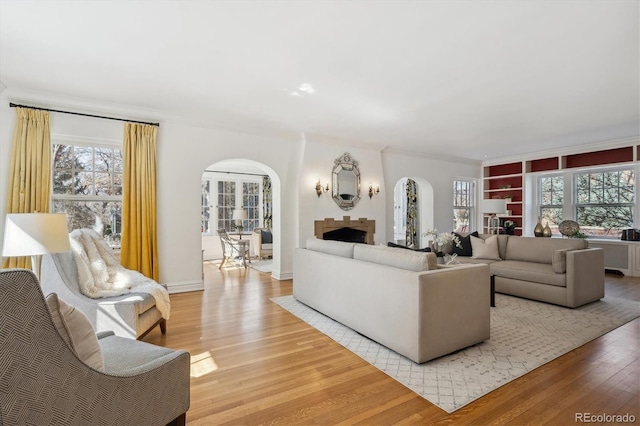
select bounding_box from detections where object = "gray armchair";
[253,227,273,260]
[0,269,190,426]
[40,251,166,340]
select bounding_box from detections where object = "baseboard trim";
[271,271,293,280]
[166,280,204,294]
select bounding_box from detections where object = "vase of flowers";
[422,229,463,257]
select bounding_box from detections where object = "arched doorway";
[201,159,280,274]
[393,176,434,249]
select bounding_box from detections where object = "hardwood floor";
[144,264,640,425]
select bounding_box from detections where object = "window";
[539,175,564,236]
[242,181,260,230]
[217,180,236,232]
[536,166,636,239]
[201,175,262,234]
[51,142,123,242]
[453,179,474,232]
[575,168,634,237]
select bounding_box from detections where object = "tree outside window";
[51,143,122,245]
[575,169,634,237]
[453,179,474,233]
[539,175,563,236]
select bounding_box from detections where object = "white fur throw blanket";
[69,229,170,320]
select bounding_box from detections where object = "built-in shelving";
[482,161,523,236]
[483,140,638,238]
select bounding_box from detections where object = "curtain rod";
[204,169,268,177]
[9,102,160,127]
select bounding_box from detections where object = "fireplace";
[314,216,376,245]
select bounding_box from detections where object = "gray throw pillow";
[46,293,104,371]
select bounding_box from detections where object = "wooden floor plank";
[143,265,640,424]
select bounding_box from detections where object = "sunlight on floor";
[190,350,219,378]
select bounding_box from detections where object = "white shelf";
[484,187,523,193]
[483,173,522,180]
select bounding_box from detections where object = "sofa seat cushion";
[354,244,437,271]
[97,292,157,315]
[457,257,502,265]
[261,243,273,250]
[491,260,566,287]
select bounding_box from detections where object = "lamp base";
[30,255,42,280]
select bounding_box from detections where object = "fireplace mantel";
[314,216,376,245]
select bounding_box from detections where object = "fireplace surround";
[314,216,376,245]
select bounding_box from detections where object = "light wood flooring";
[144,264,640,425]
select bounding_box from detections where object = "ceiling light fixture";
[298,83,314,94]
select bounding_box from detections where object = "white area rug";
[272,294,640,413]
[250,260,273,273]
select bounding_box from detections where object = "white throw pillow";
[470,235,501,260]
[46,293,105,371]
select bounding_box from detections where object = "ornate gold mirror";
[332,153,361,210]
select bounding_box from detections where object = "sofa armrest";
[566,248,605,308]
[418,264,490,362]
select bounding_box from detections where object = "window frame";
[201,173,264,236]
[538,173,564,236]
[535,163,637,239]
[573,166,635,238]
[453,178,475,233]
[50,138,123,236]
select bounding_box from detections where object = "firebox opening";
[323,227,367,244]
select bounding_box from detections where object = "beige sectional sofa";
[448,234,604,308]
[293,238,491,363]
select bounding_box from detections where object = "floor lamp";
[2,213,71,279]
[481,199,507,235]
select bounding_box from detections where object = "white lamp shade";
[232,209,247,220]
[481,199,507,214]
[2,213,71,257]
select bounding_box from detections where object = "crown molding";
[382,146,482,166]
[481,136,640,167]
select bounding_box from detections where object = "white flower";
[421,229,463,250]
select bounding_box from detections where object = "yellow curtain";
[121,122,159,281]
[2,108,51,269]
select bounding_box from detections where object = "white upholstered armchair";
[40,251,167,339]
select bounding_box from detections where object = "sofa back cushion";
[306,238,355,258]
[505,236,587,264]
[354,244,437,271]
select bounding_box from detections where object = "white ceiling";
[1,1,638,161]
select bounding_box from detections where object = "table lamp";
[232,209,247,239]
[2,213,71,279]
[481,199,507,235]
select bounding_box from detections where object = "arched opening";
[201,159,280,275]
[392,176,434,249]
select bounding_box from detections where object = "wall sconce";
[315,180,329,197]
[368,183,380,199]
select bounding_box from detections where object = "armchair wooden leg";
[160,318,167,334]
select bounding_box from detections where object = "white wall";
[298,137,387,246]
[1,88,488,292]
[382,150,482,246]
[0,89,301,291]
